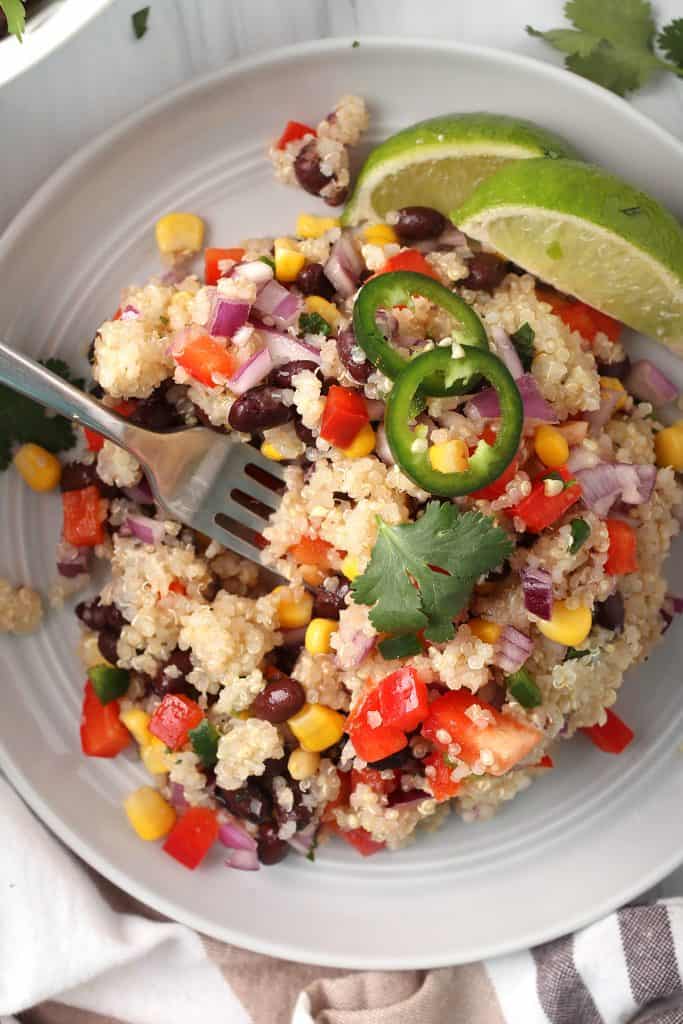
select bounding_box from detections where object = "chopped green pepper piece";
[510,323,535,371]
[507,669,542,708]
[189,719,219,768]
[352,270,489,396]
[565,647,590,661]
[87,665,130,705]
[569,517,590,555]
[378,634,423,660]
[385,346,523,496]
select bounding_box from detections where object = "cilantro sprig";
[1,0,26,40]
[510,323,535,372]
[352,501,512,644]
[527,1,683,97]
[131,7,150,40]
[0,359,84,470]
[299,312,331,337]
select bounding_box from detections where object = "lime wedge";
[454,159,683,348]
[341,113,576,227]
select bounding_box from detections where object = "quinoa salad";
[4,96,683,873]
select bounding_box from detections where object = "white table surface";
[1,0,682,899]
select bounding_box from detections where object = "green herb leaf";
[258,255,276,271]
[1,0,26,41]
[299,312,331,337]
[352,502,512,643]
[378,634,423,660]
[188,719,219,768]
[545,471,578,491]
[506,668,542,708]
[569,517,590,555]
[0,359,84,471]
[527,0,679,97]
[131,6,150,39]
[565,647,590,660]
[658,19,683,69]
[351,39,360,48]
[510,323,535,372]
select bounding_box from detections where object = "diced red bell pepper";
[163,807,219,869]
[351,766,399,796]
[149,693,204,751]
[423,751,462,802]
[168,579,187,596]
[582,709,634,754]
[323,769,352,823]
[510,465,582,533]
[320,385,369,449]
[347,687,408,764]
[422,690,542,776]
[62,485,106,547]
[377,667,429,733]
[80,681,131,758]
[84,400,137,452]
[373,248,441,281]
[469,426,519,501]
[604,518,638,575]
[174,334,238,388]
[275,120,316,150]
[534,753,555,769]
[288,536,335,569]
[204,247,246,286]
[336,825,385,857]
[539,289,621,344]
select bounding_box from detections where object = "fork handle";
[0,341,131,447]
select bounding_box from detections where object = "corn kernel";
[600,376,628,410]
[274,236,297,251]
[655,421,683,471]
[155,212,204,257]
[428,439,469,474]
[288,702,345,752]
[273,585,314,629]
[288,747,321,780]
[341,555,359,580]
[13,443,62,492]
[275,246,306,283]
[120,708,153,747]
[537,600,592,647]
[301,565,325,586]
[340,422,375,459]
[305,617,338,655]
[79,631,111,669]
[231,709,251,720]
[304,295,340,330]
[124,786,176,841]
[534,425,570,469]
[363,223,399,245]
[468,618,502,644]
[296,214,341,239]
[260,441,284,462]
[141,737,170,776]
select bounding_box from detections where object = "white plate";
[1,38,683,970]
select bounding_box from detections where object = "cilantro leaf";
[1,0,25,40]
[0,358,84,471]
[299,312,331,337]
[352,502,512,644]
[569,517,590,555]
[131,6,150,39]
[658,19,683,69]
[565,0,655,49]
[510,323,535,372]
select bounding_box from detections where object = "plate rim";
[2,35,683,969]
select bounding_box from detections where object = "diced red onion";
[208,297,251,338]
[490,326,523,380]
[364,398,385,421]
[120,304,140,320]
[226,848,260,871]
[521,566,553,620]
[375,423,395,466]
[334,629,376,670]
[669,594,683,614]
[233,260,274,289]
[585,389,620,435]
[124,514,165,546]
[219,820,257,852]
[574,462,656,515]
[614,463,656,505]
[253,280,302,327]
[375,308,398,339]
[466,373,557,422]
[226,347,273,395]
[287,822,318,856]
[438,225,468,248]
[324,234,363,298]
[567,446,600,474]
[495,626,533,673]
[169,782,188,811]
[56,540,91,578]
[625,359,678,406]
[258,325,322,367]
[387,788,430,808]
[122,478,154,504]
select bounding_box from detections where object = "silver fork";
[0,341,286,564]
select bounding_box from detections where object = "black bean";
[251,676,306,724]
[61,461,99,492]
[595,591,625,633]
[294,417,316,448]
[368,748,417,770]
[395,206,447,242]
[336,328,371,383]
[76,598,125,632]
[257,823,290,865]
[268,645,301,676]
[97,630,120,665]
[597,356,631,381]
[268,361,320,389]
[260,755,289,783]
[200,574,222,603]
[295,262,335,300]
[272,779,313,832]
[294,142,330,196]
[151,648,194,696]
[228,386,294,433]
[310,580,349,620]
[215,780,273,825]
[462,252,509,293]
[130,395,182,431]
